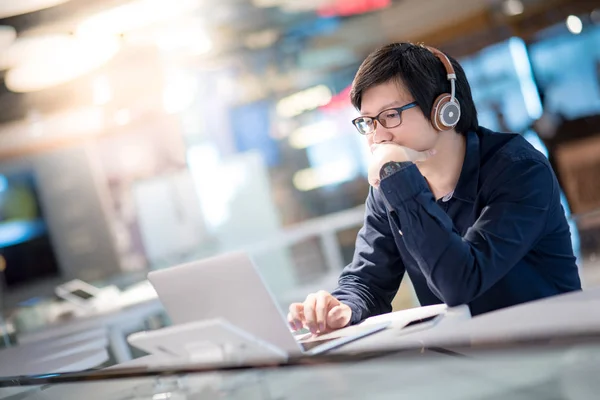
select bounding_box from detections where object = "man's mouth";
[370,142,397,154]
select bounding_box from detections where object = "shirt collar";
[451,129,480,203]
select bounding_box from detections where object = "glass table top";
[2,336,599,400]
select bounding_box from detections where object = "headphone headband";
[424,45,461,131]
[425,46,456,78]
[425,46,456,102]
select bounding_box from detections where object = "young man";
[288,42,582,335]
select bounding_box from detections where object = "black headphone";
[426,46,461,131]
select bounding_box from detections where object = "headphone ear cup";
[431,94,451,131]
[431,93,460,131]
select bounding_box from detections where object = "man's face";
[359,80,439,154]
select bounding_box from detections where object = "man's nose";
[372,125,393,143]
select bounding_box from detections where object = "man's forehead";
[360,81,412,114]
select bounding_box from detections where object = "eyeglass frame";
[351,101,418,135]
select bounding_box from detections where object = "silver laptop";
[147,251,389,356]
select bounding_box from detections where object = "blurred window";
[461,38,541,133]
[529,24,600,119]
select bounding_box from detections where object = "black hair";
[350,42,478,134]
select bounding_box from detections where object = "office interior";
[0,0,599,385]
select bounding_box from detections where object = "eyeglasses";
[351,102,418,135]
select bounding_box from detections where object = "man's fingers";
[291,292,346,334]
[407,147,437,163]
[327,305,344,327]
[314,291,331,333]
[288,303,304,331]
[426,148,437,158]
[327,304,352,329]
[287,313,304,331]
[370,177,381,188]
[303,294,318,334]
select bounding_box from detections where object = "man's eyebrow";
[361,100,403,116]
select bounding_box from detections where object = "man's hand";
[287,291,352,334]
[368,143,435,188]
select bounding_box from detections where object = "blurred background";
[0,0,599,360]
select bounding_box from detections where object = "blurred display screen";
[0,171,47,249]
[461,38,540,133]
[529,25,600,119]
[229,101,280,167]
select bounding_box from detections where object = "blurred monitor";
[229,101,280,167]
[529,24,600,119]
[0,171,60,289]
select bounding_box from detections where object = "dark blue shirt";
[332,127,582,324]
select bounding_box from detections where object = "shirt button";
[398,230,403,236]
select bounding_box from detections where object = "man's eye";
[385,112,399,119]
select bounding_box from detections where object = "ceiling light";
[501,0,524,17]
[92,75,112,106]
[5,35,120,93]
[76,0,199,39]
[0,34,68,71]
[288,121,338,149]
[0,26,16,54]
[156,25,212,55]
[122,18,212,55]
[0,0,70,19]
[276,85,332,118]
[566,15,583,35]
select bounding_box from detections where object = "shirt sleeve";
[331,187,406,325]
[379,159,554,307]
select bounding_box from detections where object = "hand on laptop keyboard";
[288,291,352,335]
